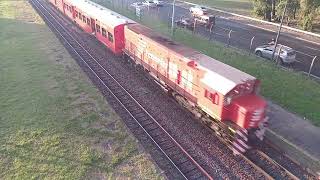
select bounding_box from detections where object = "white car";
[143,1,157,8]
[189,5,208,15]
[130,2,146,9]
[153,0,164,6]
[255,44,296,64]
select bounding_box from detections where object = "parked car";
[194,15,215,28]
[175,17,194,29]
[130,2,146,9]
[189,5,208,16]
[143,1,157,8]
[254,44,296,64]
[153,0,164,6]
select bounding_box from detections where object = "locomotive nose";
[230,95,267,129]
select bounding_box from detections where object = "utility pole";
[271,0,288,61]
[171,0,176,36]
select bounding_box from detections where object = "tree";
[252,0,273,21]
[299,0,319,30]
[276,0,300,24]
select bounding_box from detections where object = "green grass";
[94,0,320,126]
[182,0,252,15]
[0,1,162,179]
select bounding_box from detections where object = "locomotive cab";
[223,81,268,154]
[224,80,267,131]
[228,94,266,129]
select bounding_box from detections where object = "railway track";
[30,0,213,179]
[214,132,316,179]
[30,0,317,179]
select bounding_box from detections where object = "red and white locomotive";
[49,0,268,154]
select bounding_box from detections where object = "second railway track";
[30,0,213,179]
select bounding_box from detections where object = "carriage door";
[90,18,96,34]
[71,6,76,19]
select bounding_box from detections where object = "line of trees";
[251,0,320,31]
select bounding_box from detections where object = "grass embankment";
[181,0,252,15]
[0,1,162,179]
[94,0,320,126]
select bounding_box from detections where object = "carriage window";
[87,18,90,25]
[102,28,106,37]
[108,32,113,42]
[75,11,78,18]
[96,25,100,33]
[205,89,219,105]
[82,15,86,23]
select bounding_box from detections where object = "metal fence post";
[227,30,232,47]
[308,56,317,77]
[209,23,214,41]
[249,36,255,54]
[193,19,197,34]
[168,12,171,29]
[276,45,283,65]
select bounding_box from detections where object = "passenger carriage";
[68,0,134,55]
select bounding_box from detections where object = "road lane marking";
[296,50,315,58]
[304,46,320,53]
[295,37,320,46]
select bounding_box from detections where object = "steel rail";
[30,0,213,179]
[255,150,299,180]
[213,134,275,180]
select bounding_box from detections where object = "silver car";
[143,1,157,8]
[254,44,296,64]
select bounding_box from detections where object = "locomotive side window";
[108,32,113,42]
[205,89,219,105]
[102,28,106,37]
[87,18,90,25]
[96,25,100,33]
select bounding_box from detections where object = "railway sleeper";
[135,115,151,122]
[159,143,176,151]
[186,170,205,180]
[139,120,154,127]
[145,126,160,133]
[148,129,164,137]
[178,161,199,172]
[142,123,159,130]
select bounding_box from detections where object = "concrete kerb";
[266,129,320,176]
[180,1,320,39]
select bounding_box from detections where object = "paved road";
[114,0,320,78]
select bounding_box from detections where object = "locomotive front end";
[224,80,268,155]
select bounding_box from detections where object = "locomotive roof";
[127,24,256,95]
[70,0,135,28]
